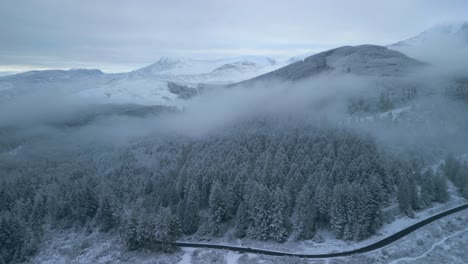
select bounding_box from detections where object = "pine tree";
[121,210,140,250]
[397,177,411,214]
[433,172,449,203]
[409,179,419,210]
[420,170,435,207]
[269,187,289,242]
[0,214,24,263]
[378,93,394,112]
[155,207,178,252]
[342,183,359,240]
[292,185,317,240]
[0,183,12,212]
[71,186,98,225]
[444,153,460,182]
[314,184,330,222]
[362,179,383,238]
[29,193,45,248]
[462,179,468,199]
[234,201,248,238]
[208,181,226,235]
[458,163,468,197]
[180,182,200,234]
[97,196,118,232]
[136,211,156,250]
[330,184,347,238]
[246,183,271,240]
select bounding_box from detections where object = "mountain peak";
[156,57,191,65]
[428,21,468,34]
[235,45,424,84]
[134,56,277,77]
[391,22,468,47]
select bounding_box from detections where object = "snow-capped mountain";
[285,53,316,64]
[390,22,468,47]
[389,22,468,69]
[149,60,285,84]
[237,45,425,85]
[0,69,108,101]
[0,56,284,107]
[1,68,104,83]
[0,46,425,108]
[131,56,277,77]
[77,56,281,106]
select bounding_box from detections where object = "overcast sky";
[0,0,467,73]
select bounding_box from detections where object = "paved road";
[165,203,468,259]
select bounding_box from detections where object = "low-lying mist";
[392,33,468,77]
[1,64,467,168]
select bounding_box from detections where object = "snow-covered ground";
[339,206,468,264]
[29,207,468,264]
[76,78,184,107]
[175,190,466,255]
[28,230,184,264]
[28,191,467,264]
[346,105,413,124]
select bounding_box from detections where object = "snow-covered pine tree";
[246,183,271,240]
[234,201,249,238]
[443,153,460,182]
[420,169,435,207]
[292,184,317,240]
[409,178,419,210]
[179,182,200,234]
[269,187,290,242]
[208,181,226,235]
[330,184,347,238]
[0,213,24,263]
[120,209,140,250]
[314,183,331,223]
[397,177,412,214]
[155,206,178,251]
[97,196,118,232]
[433,171,449,202]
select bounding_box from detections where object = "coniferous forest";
[1,116,466,263]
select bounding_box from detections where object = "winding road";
[165,203,468,259]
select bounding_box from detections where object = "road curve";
[164,203,468,259]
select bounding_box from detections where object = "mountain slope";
[391,22,468,48]
[76,56,280,106]
[388,22,468,68]
[235,45,425,86]
[0,69,109,102]
[0,56,282,106]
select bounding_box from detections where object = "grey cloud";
[0,0,467,72]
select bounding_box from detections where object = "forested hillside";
[1,118,466,263]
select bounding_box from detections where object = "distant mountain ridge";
[391,22,468,47]
[388,22,468,69]
[0,46,426,107]
[132,56,277,77]
[234,45,425,86]
[0,56,284,107]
